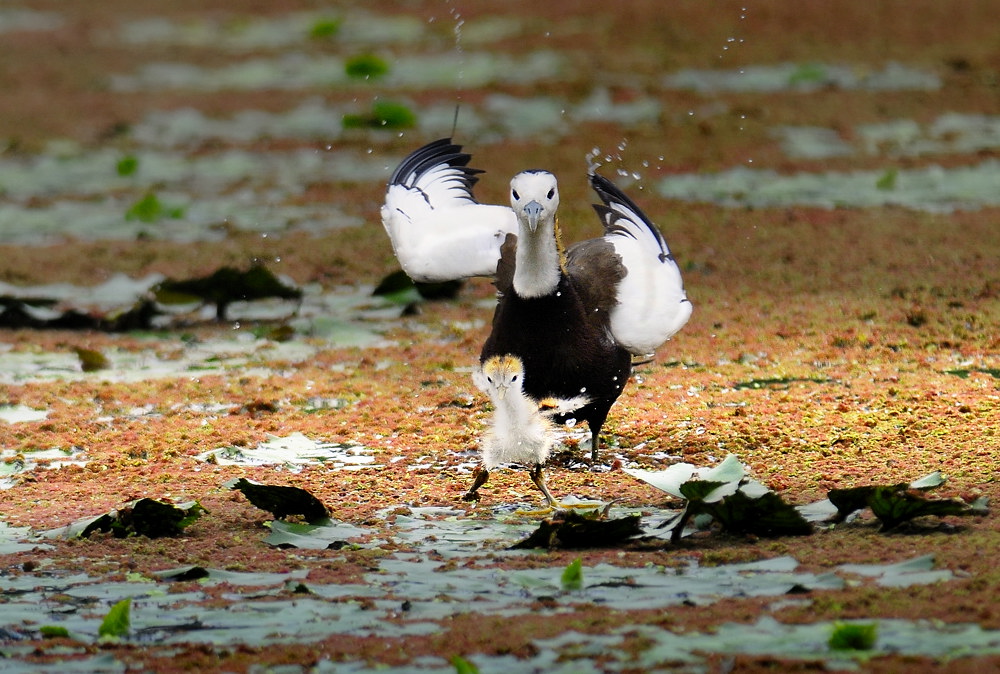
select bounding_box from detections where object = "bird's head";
[510,170,559,233]
[478,354,525,400]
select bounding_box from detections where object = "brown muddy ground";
[1,0,998,671]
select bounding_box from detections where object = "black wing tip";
[388,137,483,188]
[588,171,616,194]
[588,172,642,214]
[589,172,670,249]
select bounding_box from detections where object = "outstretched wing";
[589,173,692,355]
[380,138,516,282]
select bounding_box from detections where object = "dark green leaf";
[868,486,976,531]
[154,265,301,321]
[944,367,1000,380]
[373,269,463,302]
[153,566,211,582]
[733,376,830,390]
[829,622,877,650]
[116,155,139,176]
[375,100,414,126]
[345,53,389,80]
[343,100,417,130]
[309,18,341,39]
[81,513,117,538]
[450,655,480,674]
[231,478,329,523]
[561,558,583,591]
[39,625,71,639]
[81,499,205,539]
[74,347,109,372]
[828,472,985,531]
[678,479,730,502]
[707,489,813,538]
[875,167,898,190]
[511,511,642,550]
[125,192,184,223]
[788,62,827,85]
[827,485,882,521]
[98,598,131,639]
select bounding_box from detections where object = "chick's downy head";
[478,354,525,400]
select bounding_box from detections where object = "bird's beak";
[522,200,543,232]
[496,384,508,400]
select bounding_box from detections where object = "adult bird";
[465,354,589,506]
[381,138,692,460]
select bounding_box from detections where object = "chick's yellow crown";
[482,354,524,381]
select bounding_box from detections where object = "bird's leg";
[590,429,600,462]
[529,463,558,507]
[462,465,490,502]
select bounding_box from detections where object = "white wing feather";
[381,138,516,282]
[590,174,693,355]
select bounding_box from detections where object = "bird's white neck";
[513,222,561,298]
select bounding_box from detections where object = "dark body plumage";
[481,232,631,459]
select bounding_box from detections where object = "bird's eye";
[546,188,555,199]
[512,189,520,201]
[486,376,493,384]
[511,375,519,382]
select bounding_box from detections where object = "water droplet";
[579,387,587,393]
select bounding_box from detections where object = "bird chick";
[464,355,589,506]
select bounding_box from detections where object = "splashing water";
[717,6,748,62]
[448,2,464,54]
[675,6,751,165]
[587,138,647,187]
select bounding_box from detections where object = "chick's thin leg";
[463,466,490,501]
[529,463,558,507]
